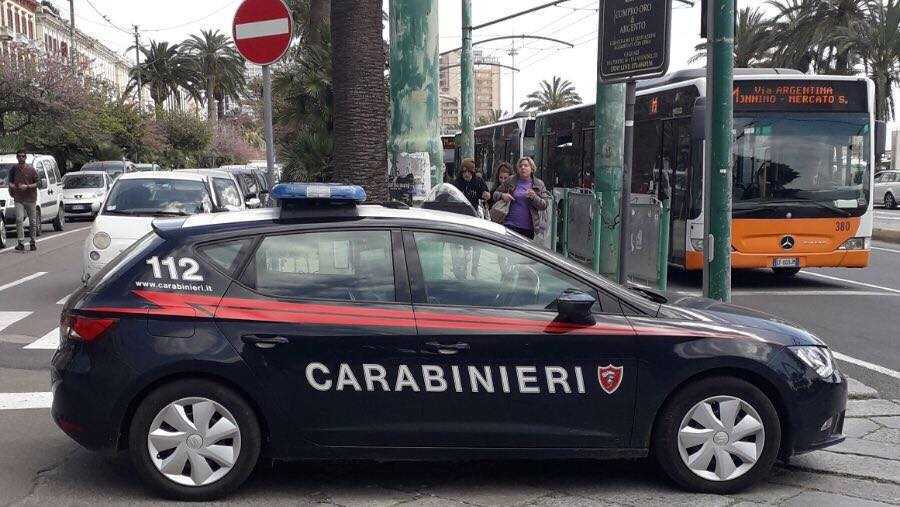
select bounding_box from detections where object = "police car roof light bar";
[271,183,367,205]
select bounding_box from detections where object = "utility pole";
[388,0,443,190]
[593,82,626,279]
[133,26,143,109]
[460,0,475,159]
[508,42,518,113]
[703,0,735,302]
[68,0,75,69]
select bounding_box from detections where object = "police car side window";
[413,232,601,311]
[200,239,253,275]
[253,230,395,303]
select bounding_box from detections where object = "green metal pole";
[388,0,444,187]
[657,196,671,293]
[460,0,475,159]
[703,0,735,302]
[591,191,603,273]
[594,83,626,280]
[562,189,571,258]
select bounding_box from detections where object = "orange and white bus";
[533,68,875,277]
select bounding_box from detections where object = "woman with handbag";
[492,157,549,240]
[489,162,514,223]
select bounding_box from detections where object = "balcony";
[0,26,12,43]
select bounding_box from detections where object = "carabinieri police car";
[52,184,847,500]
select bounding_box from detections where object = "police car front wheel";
[128,379,262,501]
[653,377,781,494]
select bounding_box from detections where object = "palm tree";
[835,0,900,121]
[331,0,388,201]
[690,7,774,67]
[520,77,582,112]
[767,0,821,71]
[768,0,867,73]
[183,30,246,126]
[127,41,198,118]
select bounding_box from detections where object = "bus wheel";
[773,267,800,279]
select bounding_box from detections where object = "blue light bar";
[272,183,367,204]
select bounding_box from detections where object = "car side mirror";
[246,197,261,208]
[555,289,596,325]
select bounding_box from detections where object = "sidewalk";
[874,209,900,244]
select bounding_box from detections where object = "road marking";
[875,215,900,220]
[800,271,900,295]
[0,226,90,255]
[24,327,59,350]
[56,292,73,305]
[0,392,52,410]
[872,246,900,254]
[0,311,31,333]
[732,290,900,297]
[833,352,900,381]
[0,272,46,293]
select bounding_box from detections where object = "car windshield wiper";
[768,199,853,217]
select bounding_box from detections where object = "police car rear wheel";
[128,379,261,500]
[653,377,781,494]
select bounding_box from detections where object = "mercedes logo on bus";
[780,236,796,250]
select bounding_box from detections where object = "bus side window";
[552,131,578,189]
[673,119,692,219]
[633,121,661,194]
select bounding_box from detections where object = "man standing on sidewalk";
[8,149,39,252]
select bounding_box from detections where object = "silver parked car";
[874,170,899,209]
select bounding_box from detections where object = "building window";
[28,18,32,39]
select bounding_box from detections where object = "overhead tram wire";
[141,0,243,32]
[81,0,132,34]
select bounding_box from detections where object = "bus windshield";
[732,114,870,216]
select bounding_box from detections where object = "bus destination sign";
[599,0,671,83]
[733,80,868,113]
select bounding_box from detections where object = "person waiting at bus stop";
[494,157,549,240]
[454,158,490,212]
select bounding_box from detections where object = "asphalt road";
[1,218,899,505]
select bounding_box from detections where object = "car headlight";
[838,237,869,251]
[690,238,704,252]
[789,346,835,377]
[92,232,111,250]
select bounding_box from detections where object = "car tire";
[653,376,781,494]
[128,379,261,501]
[0,217,6,248]
[772,267,800,278]
[53,206,64,231]
[886,193,897,210]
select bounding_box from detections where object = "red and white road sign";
[232,0,293,66]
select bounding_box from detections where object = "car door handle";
[242,334,289,349]
[424,341,470,355]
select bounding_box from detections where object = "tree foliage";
[520,76,582,112]
[183,30,246,124]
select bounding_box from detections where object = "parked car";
[219,165,269,208]
[133,164,161,173]
[82,171,217,282]
[874,170,899,209]
[176,169,246,211]
[81,161,135,182]
[0,153,65,246]
[62,171,112,220]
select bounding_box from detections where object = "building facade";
[439,49,502,134]
[0,0,38,55]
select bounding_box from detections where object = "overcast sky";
[64,0,896,133]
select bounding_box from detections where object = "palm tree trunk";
[331,0,388,201]
[308,0,331,43]
[207,77,217,128]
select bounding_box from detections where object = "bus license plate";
[774,258,800,268]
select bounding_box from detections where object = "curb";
[873,228,900,244]
[847,377,878,400]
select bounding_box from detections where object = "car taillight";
[61,314,118,343]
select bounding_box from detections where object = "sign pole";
[617,80,636,285]
[460,0,475,160]
[262,64,276,178]
[702,0,735,302]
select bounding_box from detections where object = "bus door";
[670,119,693,265]
[581,128,595,190]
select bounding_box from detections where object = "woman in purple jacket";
[492,157,549,240]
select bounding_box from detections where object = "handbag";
[489,199,510,224]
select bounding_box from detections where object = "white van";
[0,154,65,247]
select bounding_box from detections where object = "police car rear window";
[251,230,395,303]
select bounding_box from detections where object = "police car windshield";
[104,178,212,217]
[64,174,104,189]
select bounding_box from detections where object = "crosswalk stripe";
[0,392,53,410]
[24,327,59,350]
[0,311,32,334]
[0,272,46,293]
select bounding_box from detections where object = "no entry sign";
[233,0,293,66]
